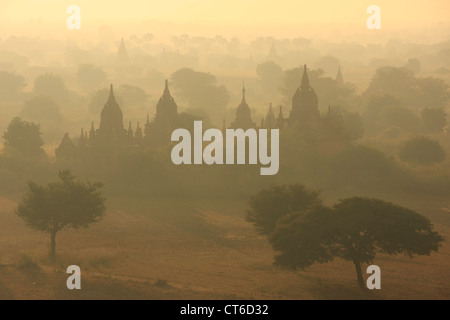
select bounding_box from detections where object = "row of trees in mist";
[1,65,447,147]
[1,114,448,204]
[3,33,450,72]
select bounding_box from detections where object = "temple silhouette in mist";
[56,79,180,159]
[56,65,348,162]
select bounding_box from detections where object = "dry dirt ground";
[0,195,449,300]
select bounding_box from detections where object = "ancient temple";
[336,66,344,85]
[117,38,129,64]
[290,65,320,126]
[55,133,78,159]
[56,80,179,162]
[154,80,178,125]
[230,85,256,129]
[56,67,351,164]
[94,84,127,147]
[263,103,276,129]
[144,79,179,146]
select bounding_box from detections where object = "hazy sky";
[1,0,449,40]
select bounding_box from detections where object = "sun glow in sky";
[0,0,449,40]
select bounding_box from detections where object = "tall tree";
[248,185,444,289]
[421,108,447,133]
[21,95,63,123]
[3,117,45,156]
[364,67,449,109]
[246,184,322,236]
[330,198,443,289]
[0,71,26,99]
[171,68,229,123]
[399,136,446,165]
[33,74,67,103]
[77,64,107,91]
[16,171,106,261]
[256,61,283,95]
[363,94,420,135]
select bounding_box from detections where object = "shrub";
[399,136,446,165]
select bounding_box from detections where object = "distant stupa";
[230,83,256,129]
[290,65,320,125]
[117,38,129,64]
[336,66,344,85]
[264,102,276,129]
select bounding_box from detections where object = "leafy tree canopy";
[270,197,443,288]
[364,67,449,109]
[421,108,447,133]
[399,136,446,165]
[246,184,322,236]
[256,61,283,95]
[0,71,26,98]
[248,186,444,289]
[21,95,63,123]
[77,64,108,90]
[3,117,44,156]
[171,68,229,123]
[33,73,68,104]
[16,171,106,260]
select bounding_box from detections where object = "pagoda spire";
[301,64,310,89]
[117,38,129,64]
[336,66,344,85]
[163,79,171,98]
[127,121,134,140]
[108,84,117,104]
[135,121,143,141]
[231,81,255,129]
[89,121,95,140]
[265,102,276,128]
[155,79,178,124]
[79,128,87,147]
[276,105,284,128]
[241,81,246,103]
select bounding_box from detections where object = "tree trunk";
[50,231,57,262]
[353,259,365,290]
